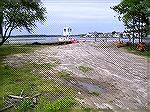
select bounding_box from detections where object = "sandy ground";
[4,42,150,111]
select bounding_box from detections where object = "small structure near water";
[59,26,72,41]
[59,26,79,43]
[63,26,72,37]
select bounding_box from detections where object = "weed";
[78,66,93,73]
[57,71,72,80]
[90,92,100,96]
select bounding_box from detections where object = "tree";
[111,0,150,43]
[93,31,98,42]
[0,0,46,45]
[112,31,116,37]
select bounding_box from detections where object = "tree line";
[111,0,150,44]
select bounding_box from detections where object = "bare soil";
[4,42,150,111]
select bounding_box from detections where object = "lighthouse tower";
[63,26,72,37]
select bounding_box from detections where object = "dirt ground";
[4,41,150,111]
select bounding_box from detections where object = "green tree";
[112,31,116,37]
[0,0,46,45]
[111,0,150,43]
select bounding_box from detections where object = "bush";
[136,42,146,52]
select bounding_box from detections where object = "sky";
[11,0,125,36]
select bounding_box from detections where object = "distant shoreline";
[10,35,62,38]
[10,35,128,39]
[10,34,80,38]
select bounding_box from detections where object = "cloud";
[12,0,123,35]
[44,1,119,22]
[42,0,120,3]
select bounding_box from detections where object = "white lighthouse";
[63,26,72,37]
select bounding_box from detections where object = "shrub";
[136,42,146,52]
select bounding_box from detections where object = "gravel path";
[4,42,149,111]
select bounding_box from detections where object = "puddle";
[78,81,107,93]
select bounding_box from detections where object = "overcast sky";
[12,0,124,35]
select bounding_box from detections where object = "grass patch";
[0,44,104,111]
[31,41,72,46]
[36,79,77,96]
[29,62,56,73]
[17,99,33,112]
[0,44,78,111]
[0,44,40,57]
[67,107,108,112]
[78,66,93,73]
[126,45,150,57]
[0,64,38,97]
[57,70,72,80]
[0,62,77,109]
[79,107,101,112]
[36,96,76,112]
[36,97,107,112]
[90,92,100,96]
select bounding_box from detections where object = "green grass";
[0,62,77,110]
[36,96,77,112]
[0,44,40,109]
[17,99,33,112]
[36,97,107,112]
[126,45,150,57]
[78,66,93,73]
[0,44,77,111]
[0,44,40,57]
[74,107,106,112]
[0,44,106,112]
[57,70,72,80]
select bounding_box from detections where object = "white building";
[123,31,140,38]
[113,32,121,38]
[63,26,72,37]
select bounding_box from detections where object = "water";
[4,36,150,44]
[6,36,59,44]
[78,81,107,93]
